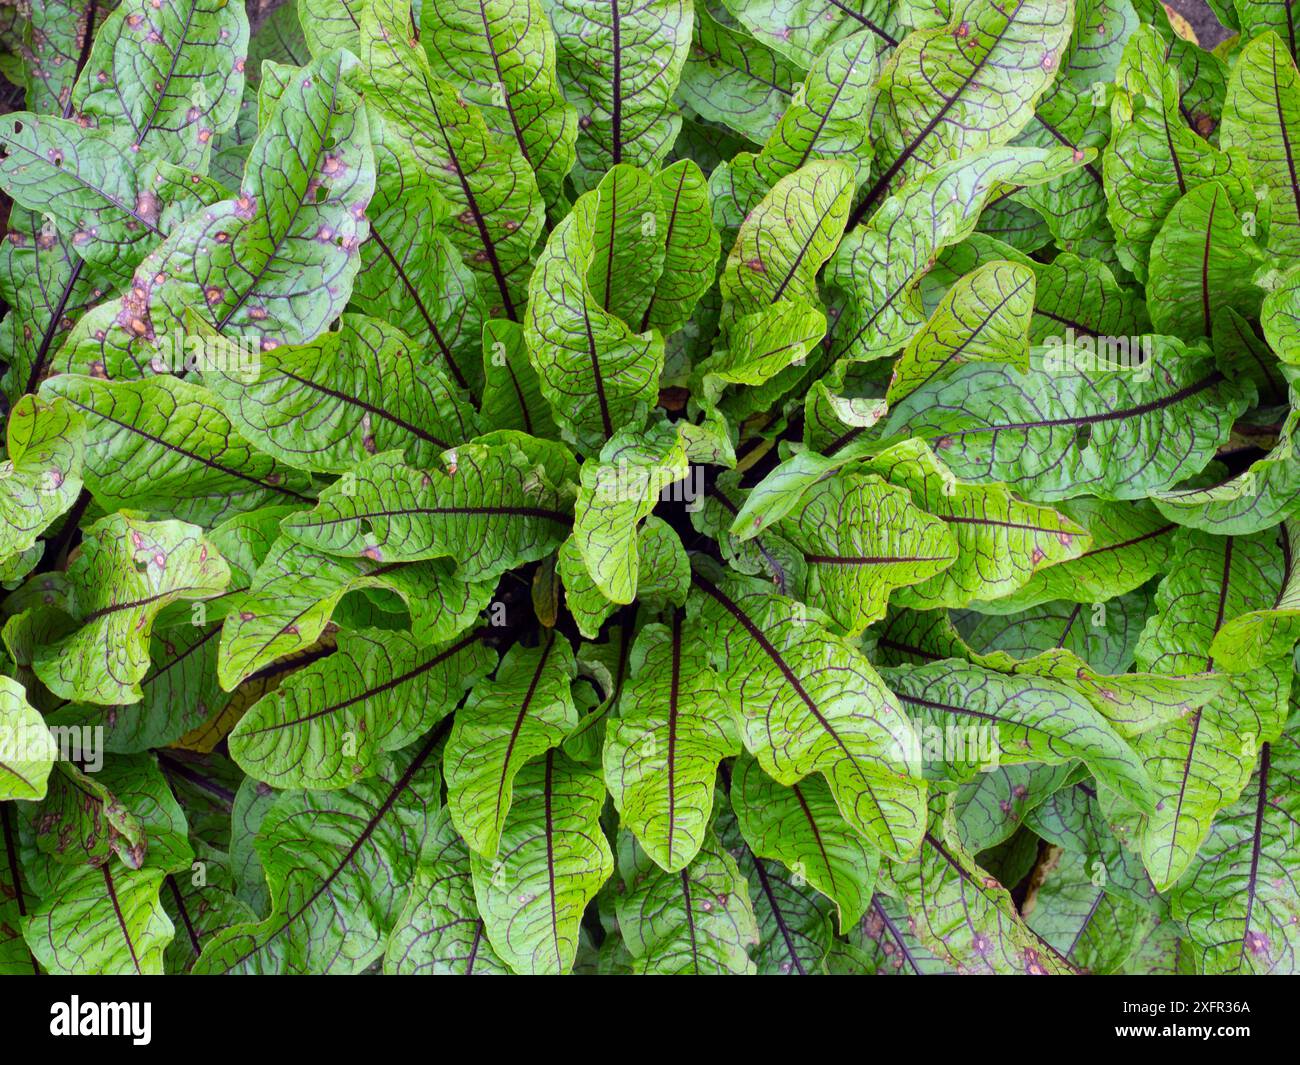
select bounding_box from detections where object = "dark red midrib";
[167,872,202,958]
[24,258,85,395]
[367,225,471,390]
[803,553,951,565]
[1237,741,1271,968]
[791,783,838,900]
[1166,537,1236,883]
[1,804,38,974]
[610,0,622,165]
[543,750,561,964]
[102,864,143,974]
[1056,603,1083,647]
[639,166,688,331]
[493,635,557,830]
[870,895,922,973]
[679,870,699,974]
[665,611,683,865]
[749,846,806,974]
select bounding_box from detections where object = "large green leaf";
[854,0,1074,221]
[615,825,758,974]
[359,0,543,321]
[863,437,1089,608]
[280,443,571,580]
[775,469,957,634]
[690,561,927,858]
[41,373,314,525]
[731,752,879,931]
[884,337,1251,500]
[384,809,511,974]
[445,634,579,857]
[548,0,693,191]
[201,315,477,475]
[193,736,442,974]
[33,513,230,705]
[421,0,577,210]
[1131,526,1294,890]
[469,750,614,975]
[1170,726,1300,974]
[230,628,495,790]
[603,617,739,871]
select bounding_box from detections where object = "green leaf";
[863,437,1089,608]
[1131,526,1294,890]
[886,260,1035,404]
[548,0,692,191]
[603,617,739,871]
[41,373,315,525]
[230,627,495,790]
[0,675,57,801]
[615,825,758,974]
[1146,182,1266,340]
[731,751,879,931]
[1170,728,1300,974]
[719,0,899,69]
[857,0,1075,218]
[33,513,230,705]
[884,338,1251,500]
[690,561,927,858]
[216,535,493,688]
[445,633,579,857]
[1208,519,1300,671]
[572,421,686,603]
[70,0,249,171]
[775,469,957,635]
[193,736,443,974]
[1220,31,1300,257]
[720,159,853,329]
[709,29,881,236]
[828,146,1087,361]
[525,175,665,454]
[25,863,173,975]
[202,315,477,474]
[469,749,614,974]
[384,809,511,974]
[677,8,800,143]
[421,0,578,211]
[281,443,571,580]
[0,396,83,565]
[882,659,1156,809]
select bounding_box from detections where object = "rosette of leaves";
[0,0,1296,978]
